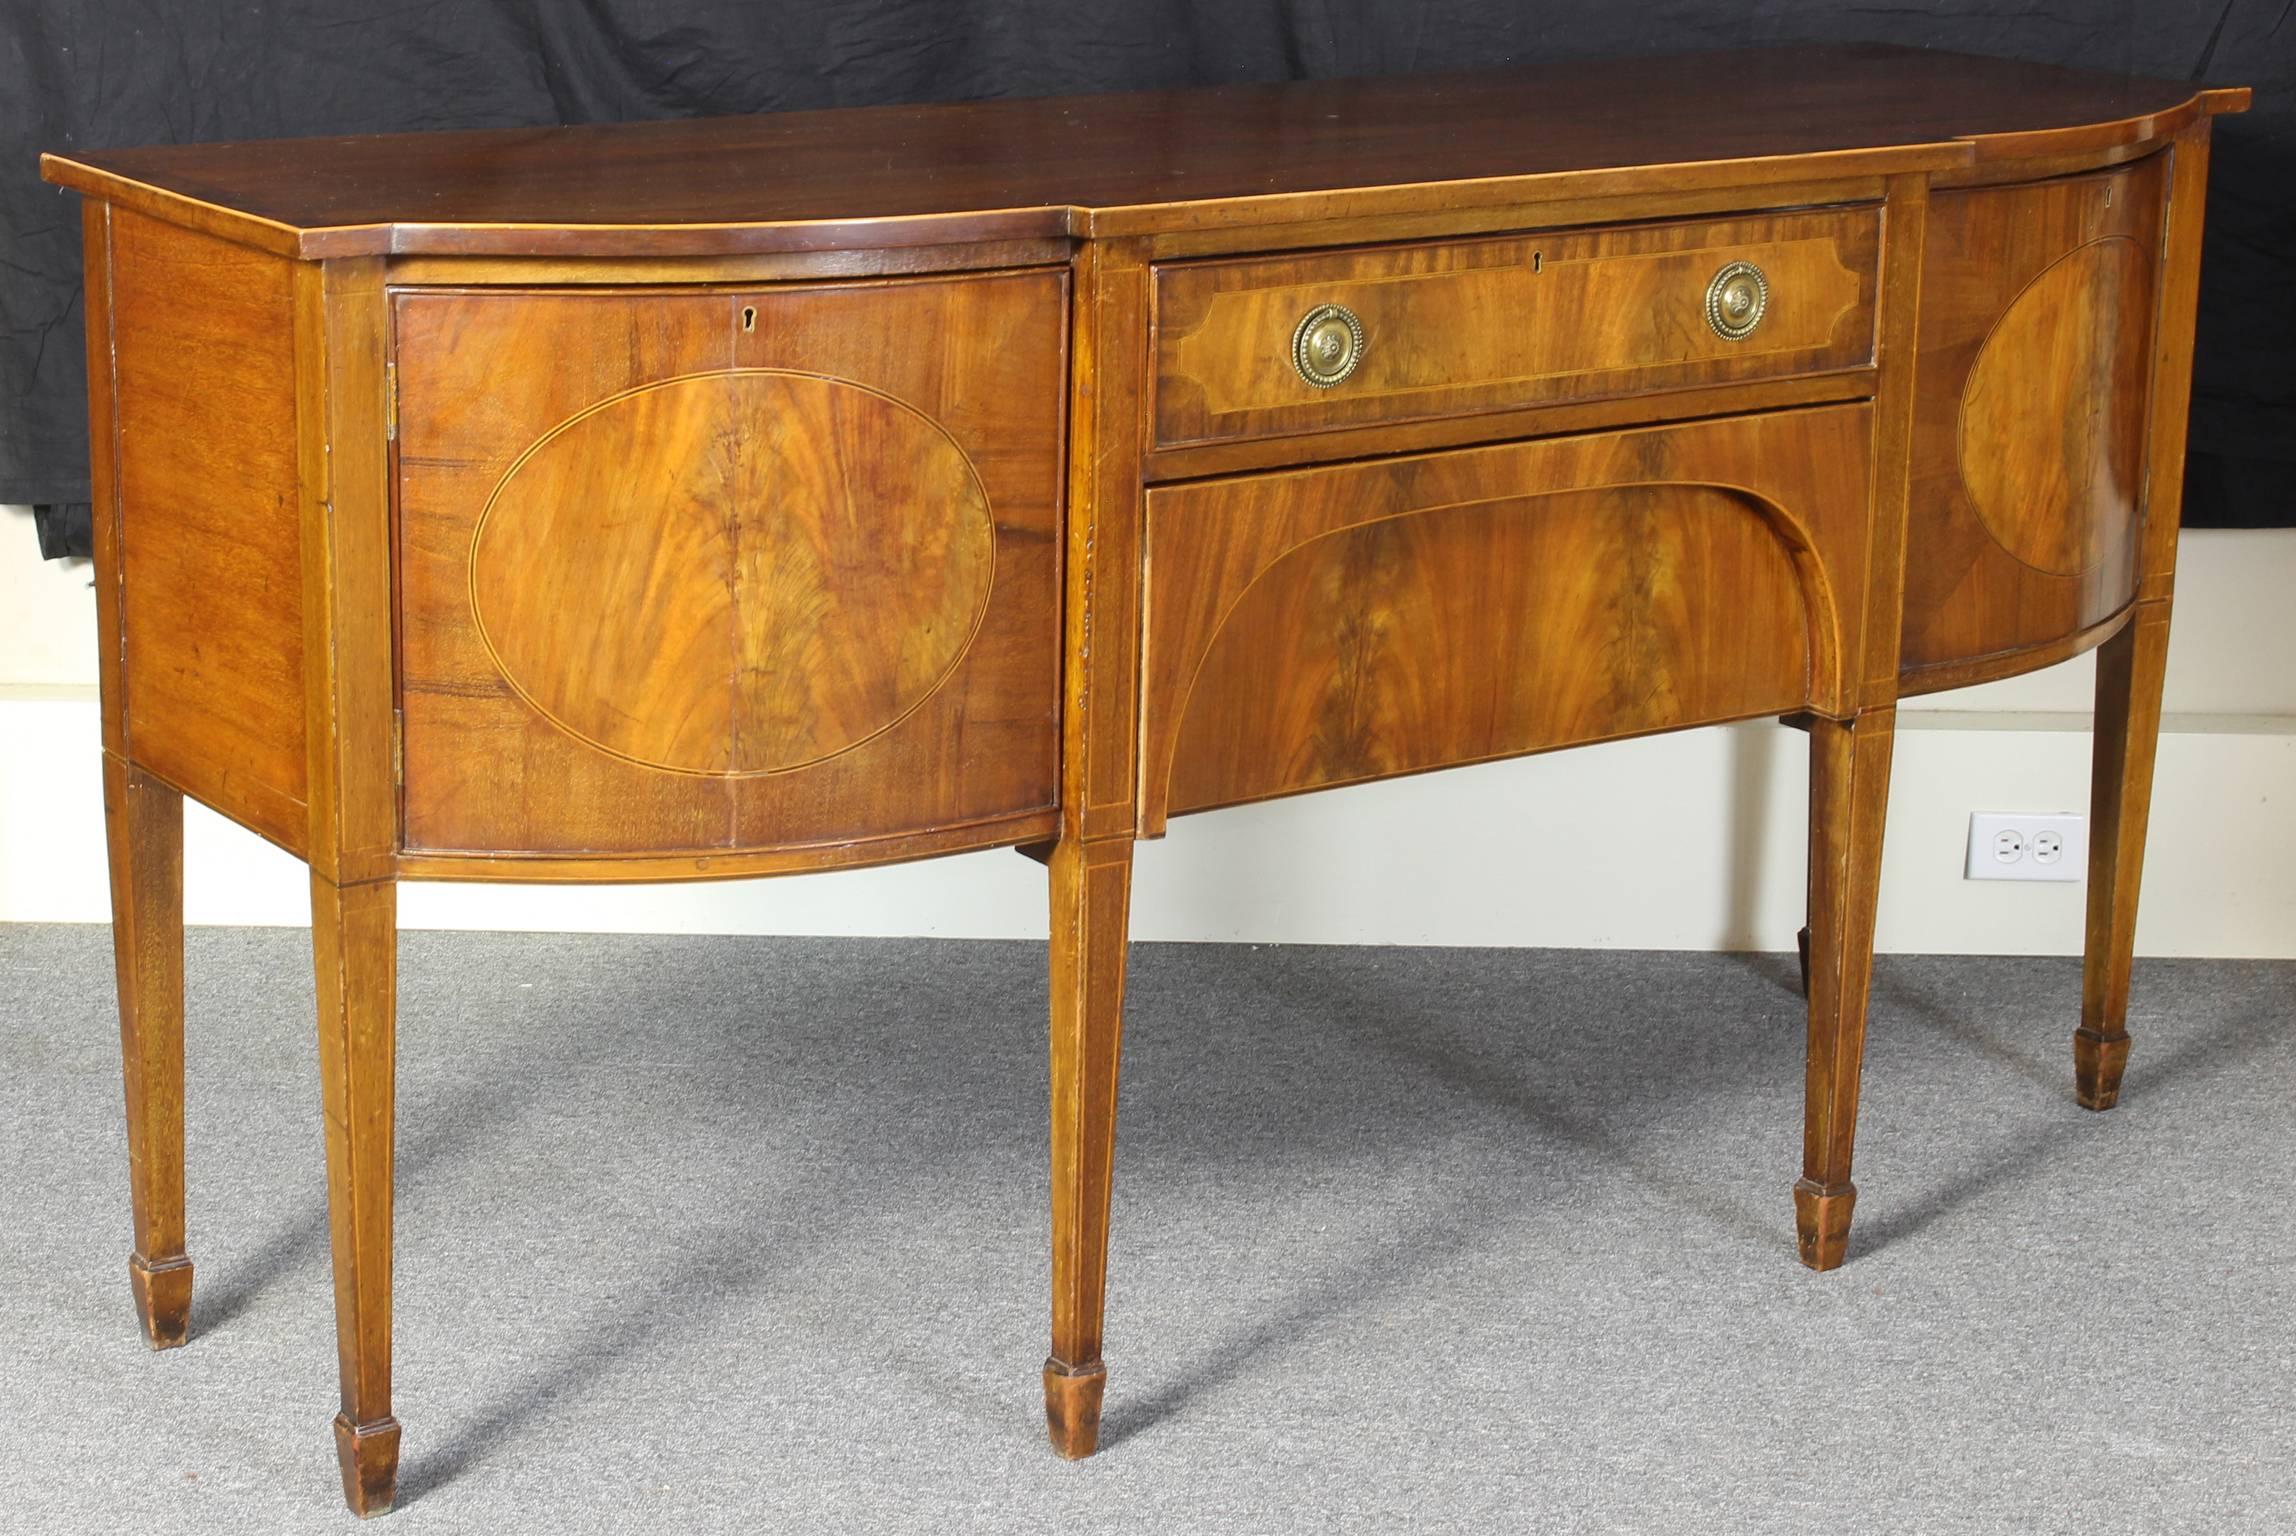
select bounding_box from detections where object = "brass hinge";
[392,707,405,784]
[384,360,398,442]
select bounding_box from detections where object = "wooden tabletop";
[42,44,2247,259]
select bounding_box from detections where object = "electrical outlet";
[1966,812,2087,882]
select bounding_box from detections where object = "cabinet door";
[1136,404,1874,831]
[394,270,1065,861]
[1898,156,2165,689]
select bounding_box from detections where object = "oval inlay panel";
[471,370,994,776]
[1957,237,2149,577]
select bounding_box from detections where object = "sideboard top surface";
[44,44,2246,259]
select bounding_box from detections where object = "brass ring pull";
[1705,261,1769,341]
[1291,303,1366,388]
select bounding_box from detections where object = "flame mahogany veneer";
[44,45,2246,1515]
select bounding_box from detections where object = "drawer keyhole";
[741,306,758,333]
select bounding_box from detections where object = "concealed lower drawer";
[1151,207,1880,448]
[1135,404,1877,832]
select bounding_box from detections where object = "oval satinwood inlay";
[1957,237,2149,578]
[470,369,995,776]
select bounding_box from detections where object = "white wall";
[5,500,2292,954]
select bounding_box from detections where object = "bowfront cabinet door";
[1153,206,1881,448]
[1898,154,2168,689]
[393,271,1067,861]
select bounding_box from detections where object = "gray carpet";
[1,925,2290,1535]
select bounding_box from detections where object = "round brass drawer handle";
[1705,261,1769,341]
[1291,303,1366,388]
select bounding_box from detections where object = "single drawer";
[1136,404,1876,832]
[1151,207,1880,448]
[392,270,1066,859]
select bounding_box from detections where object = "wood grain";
[2079,122,2218,1112]
[1143,368,1877,483]
[1957,239,2152,576]
[1140,178,1893,262]
[102,754,194,1349]
[391,813,1060,884]
[1061,240,1155,843]
[83,201,127,758]
[1792,172,1930,1270]
[1855,174,1931,696]
[383,239,1078,290]
[1038,236,1154,1457]
[2136,126,2218,603]
[40,48,2246,259]
[311,872,401,1518]
[469,371,995,776]
[297,259,398,888]
[108,208,308,851]
[1897,155,2165,689]
[1138,406,1874,831]
[394,271,1065,858]
[2079,608,2168,1111]
[49,46,2246,1506]
[88,208,200,1353]
[1153,207,1878,447]
[291,250,408,1515]
[1044,834,1134,1459]
[1796,707,1895,1272]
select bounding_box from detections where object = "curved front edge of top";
[1959,84,2250,163]
[34,160,1090,261]
[39,49,2248,261]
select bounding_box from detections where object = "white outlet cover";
[1966,811,2088,883]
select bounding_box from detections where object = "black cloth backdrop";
[4,2,2288,557]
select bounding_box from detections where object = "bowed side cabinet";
[42,45,2247,1515]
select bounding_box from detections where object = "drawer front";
[394,270,1065,858]
[1152,208,1880,448]
[1137,404,1875,830]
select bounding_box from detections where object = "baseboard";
[3,691,2291,955]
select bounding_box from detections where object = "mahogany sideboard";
[43,46,2247,1516]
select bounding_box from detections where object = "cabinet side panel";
[1898,156,2165,688]
[109,209,308,849]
